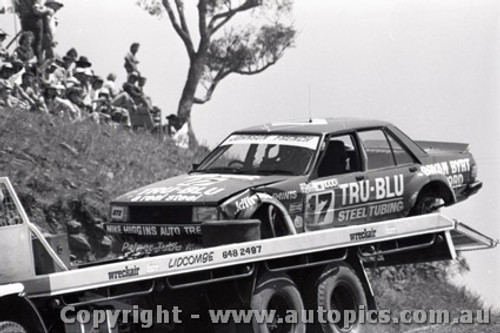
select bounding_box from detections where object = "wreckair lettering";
[168,251,215,268]
[108,266,140,280]
[350,228,377,241]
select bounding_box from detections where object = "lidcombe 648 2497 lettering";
[108,118,482,256]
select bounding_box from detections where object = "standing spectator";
[103,73,118,98]
[124,42,140,74]
[41,0,64,61]
[0,29,9,61]
[31,0,55,62]
[13,31,37,65]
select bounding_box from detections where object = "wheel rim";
[330,282,358,332]
[420,197,443,214]
[267,292,294,333]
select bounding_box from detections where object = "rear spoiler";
[415,140,470,153]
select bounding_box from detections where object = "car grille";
[129,206,192,224]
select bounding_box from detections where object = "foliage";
[137,0,296,141]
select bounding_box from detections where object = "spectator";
[103,73,118,98]
[73,67,93,106]
[0,62,14,80]
[13,31,37,65]
[0,79,29,111]
[122,71,152,111]
[14,71,45,112]
[124,42,140,74]
[88,76,104,109]
[42,0,64,61]
[32,0,55,62]
[166,114,189,149]
[0,29,9,61]
[43,83,79,120]
[94,88,131,127]
[75,55,92,69]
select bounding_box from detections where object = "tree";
[138,0,296,145]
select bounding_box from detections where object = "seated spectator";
[94,88,131,127]
[73,67,93,108]
[124,42,140,74]
[88,75,104,106]
[0,29,9,61]
[13,31,37,66]
[75,55,92,69]
[103,73,118,98]
[122,71,152,111]
[42,83,79,120]
[166,114,189,149]
[13,71,46,112]
[0,79,29,111]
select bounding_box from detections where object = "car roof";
[233,118,392,135]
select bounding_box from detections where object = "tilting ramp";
[450,222,499,251]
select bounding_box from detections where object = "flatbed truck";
[0,177,496,333]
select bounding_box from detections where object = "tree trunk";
[177,52,206,148]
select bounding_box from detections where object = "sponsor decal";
[222,134,319,150]
[339,174,404,206]
[108,265,140,280]
[168,251,215,268]
[121,241,202,254]
[272,190,298,201]
[294,216,304,229]
[111,206,126,221]
[235,195,259,213]
[300,178,339,194]
[420,158,470,187]
[338,199,404,223]
[105,224,202,237]
[289,202,303,214]
[350,228,377,241]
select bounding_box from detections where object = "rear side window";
[358,130,395,170]
[386,133,416,165]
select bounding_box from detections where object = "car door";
[356,128,420,222]
[303,133,368,230]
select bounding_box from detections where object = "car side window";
[358,130,395,170]
[386,133,416,165]
[317,134,360,177]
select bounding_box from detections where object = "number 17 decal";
[306,191,335,225]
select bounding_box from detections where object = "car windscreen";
[196,134,320,176]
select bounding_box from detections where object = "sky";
[1,0,499,308]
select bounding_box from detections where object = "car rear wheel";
[411,193,445,215]
[0,321,27,333]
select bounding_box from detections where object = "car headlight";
[193,207,218,222]
[110,205,129,222]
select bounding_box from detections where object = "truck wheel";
[0,321,27,333]
[411,193,444,215]
[305,263,367,333]
[251,272,306,333]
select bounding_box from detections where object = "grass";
[1,108,497,332]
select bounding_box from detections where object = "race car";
[108,118,482,254]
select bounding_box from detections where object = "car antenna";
[308,83,313,123]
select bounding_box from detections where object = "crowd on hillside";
[0,0,189,145]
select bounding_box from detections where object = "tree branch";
[174,0,191,40]
[162,0,195,57]
[208,0,261,34]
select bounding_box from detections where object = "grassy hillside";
[0,109,498,332]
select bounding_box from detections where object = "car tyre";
[303,263,367,333]
[251,272,306,333]
[411,193,445,215]
[0,321,27,333]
